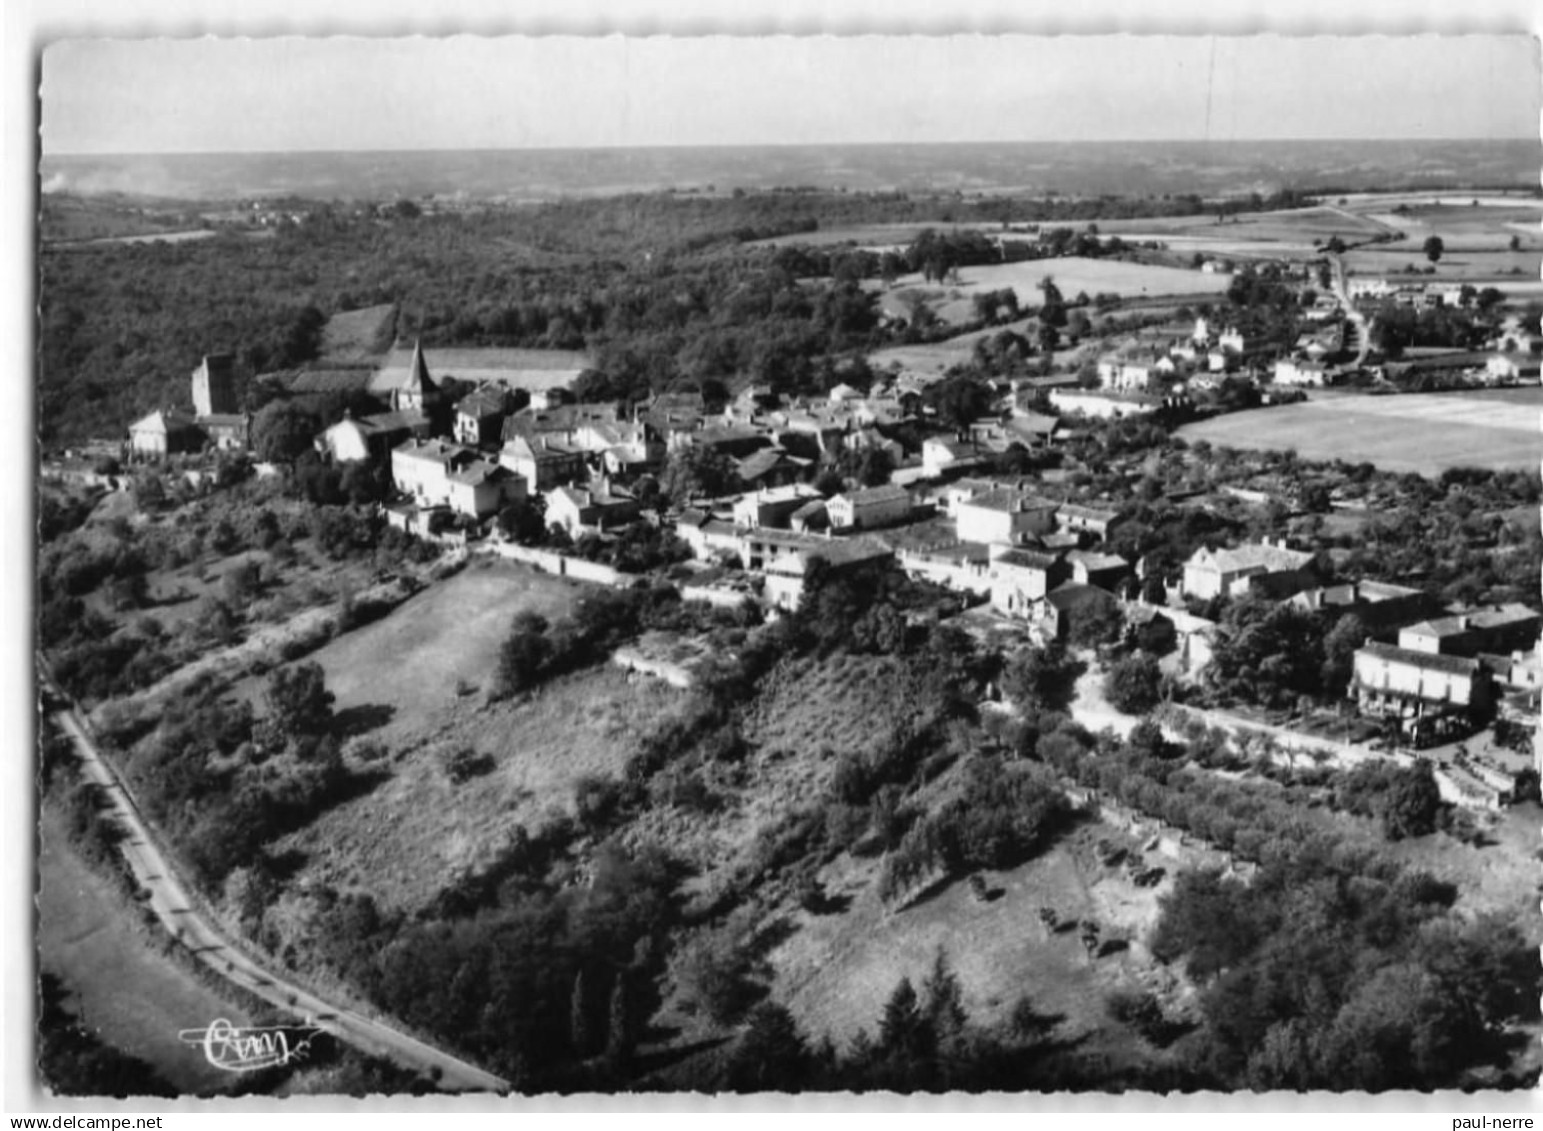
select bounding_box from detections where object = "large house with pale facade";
[956,488,1058,546]
[393,437,528,518]
[1181,541,1316,601]
[1352,641,1493,744]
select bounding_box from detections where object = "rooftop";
[1067,550,1129,572]
[281,368,375,395]
[837,483,911,506]
[1191,541,1314,575]
[960,487,1059,514]
[394,438,473,465]
[456,385,517,417]
[995,548,1059,571]
[1358,641,1483,677]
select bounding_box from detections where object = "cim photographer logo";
[178,1017,324,1073]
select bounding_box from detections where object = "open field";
[1341,249,1542,283]
[867,303,1186,377]
[1096,204,1393,245]
[281,666,680,909]
[383,346,591,391]
[297,557,583,733]
[266,558,687,910]
[1386,801,1543,922]
[769,818,1179,1063]
[867,316,1035,374]
[1177,388,1543,476]
[866,256,1230,333]
[929,256,1233,307]
[319,303,397,362]
[37,803,254,1095]
[1368,202,1543,243]
[279,664,682,912]
[750,222,957,250]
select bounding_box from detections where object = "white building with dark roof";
[1181,541,1316,601]
[956,488,1059,546]
[391,438,479,507]
[827,484,912,531]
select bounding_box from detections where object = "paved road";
[40,662,510,1094]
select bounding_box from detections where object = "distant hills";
[40,138,1542,204]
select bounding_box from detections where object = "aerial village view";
[25,30,1543,1107]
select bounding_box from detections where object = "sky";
[38,32,1542,154]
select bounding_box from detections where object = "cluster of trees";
[278,837,681,1090]
[718,948,1159,1092]
[1151,844,1537,1090]
[1061,433,1537,614]
[876,756,1071,904]
[1371,299,1493,358]
[563,523,692,575]
[492,584,748,700]
[1330,758,1445,840]
[120,662,360,889]
[1198,597,1353,708]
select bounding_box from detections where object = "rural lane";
[1325,248,1373,366]
[39,661,510,1094]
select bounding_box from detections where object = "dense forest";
[37,186,1318,444]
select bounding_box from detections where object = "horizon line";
[41,136,1543,160]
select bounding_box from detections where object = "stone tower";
[192,354,238,417]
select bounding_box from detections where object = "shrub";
[442,746,495,784]
[1104,653,1162,715]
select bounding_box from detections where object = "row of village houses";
[121,347,1540,754]
[1094,313,1543,397]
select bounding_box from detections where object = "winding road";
[39,657,510,1094]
